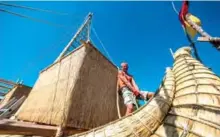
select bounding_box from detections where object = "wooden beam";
[0,119,88,136]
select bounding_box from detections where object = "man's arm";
[131,78,140,92]
[118,71,136,91]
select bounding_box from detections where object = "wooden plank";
[0,119,57,136]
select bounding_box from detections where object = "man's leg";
[125,104,134,116]
[122,87,136,116]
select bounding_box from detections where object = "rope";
[0,2,69,15]
[185,34,203,63]
[171,1,179,15]
[116,70,122,118]
[178,55,200,137]
[91,26,115,65]
[132,113,153,134]
[0,8,69,29]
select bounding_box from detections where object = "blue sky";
[1,1,220,93]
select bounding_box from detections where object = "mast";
[55,12,93,62]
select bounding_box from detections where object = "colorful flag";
[179,0,201,39]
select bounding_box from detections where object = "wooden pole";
[169,48,174,59]
[185,13,220,50]
[55,126,64,137]
[197,37,220,43]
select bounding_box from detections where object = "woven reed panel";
[65,43,125,129]
[16,45,88,125]
[16,42,125,129]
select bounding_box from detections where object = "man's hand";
[132,89,140,96]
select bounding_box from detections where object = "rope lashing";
[0,2,69,15]
[185,32,203,63]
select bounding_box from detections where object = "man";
[117,62,154,116]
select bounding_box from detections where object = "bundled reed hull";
[16,42,126,129]
[0,85,31,108]
[153,47,220,137]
